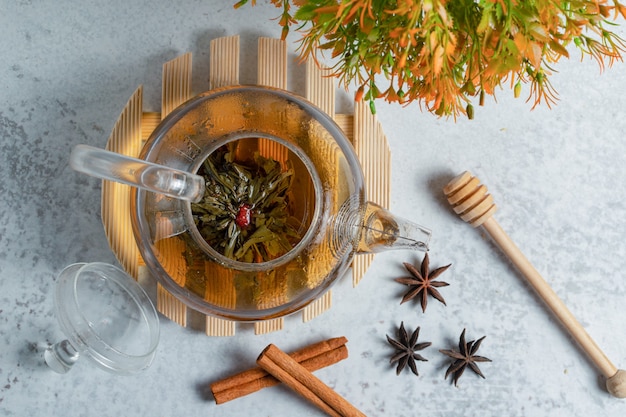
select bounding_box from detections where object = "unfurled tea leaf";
[191,143,301,263]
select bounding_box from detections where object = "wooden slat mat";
[101,36,391,336]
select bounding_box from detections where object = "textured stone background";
[1,2,625,416]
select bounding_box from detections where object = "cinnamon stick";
[211,336,348,404]
[257,344,366,417]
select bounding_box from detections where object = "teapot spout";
[356,202,431,254]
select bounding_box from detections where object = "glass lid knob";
[44,263,160,375]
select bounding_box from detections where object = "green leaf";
[294,4,318,21]
[476,5,493,34]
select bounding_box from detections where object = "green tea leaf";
[191,143,302,263]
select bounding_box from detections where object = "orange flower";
[238,0,626,118]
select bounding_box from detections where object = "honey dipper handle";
[481,217,618,379]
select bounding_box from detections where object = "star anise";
[395,253,451,312]
[386,321,431,376]
[439,329,492,386]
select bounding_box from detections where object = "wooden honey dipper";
[443,171,626,398]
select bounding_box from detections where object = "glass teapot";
[71,85,431,321]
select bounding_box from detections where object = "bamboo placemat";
[101,36,390,336]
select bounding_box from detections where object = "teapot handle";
[69,145,205,203]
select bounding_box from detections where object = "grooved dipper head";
[443,171,497,228]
